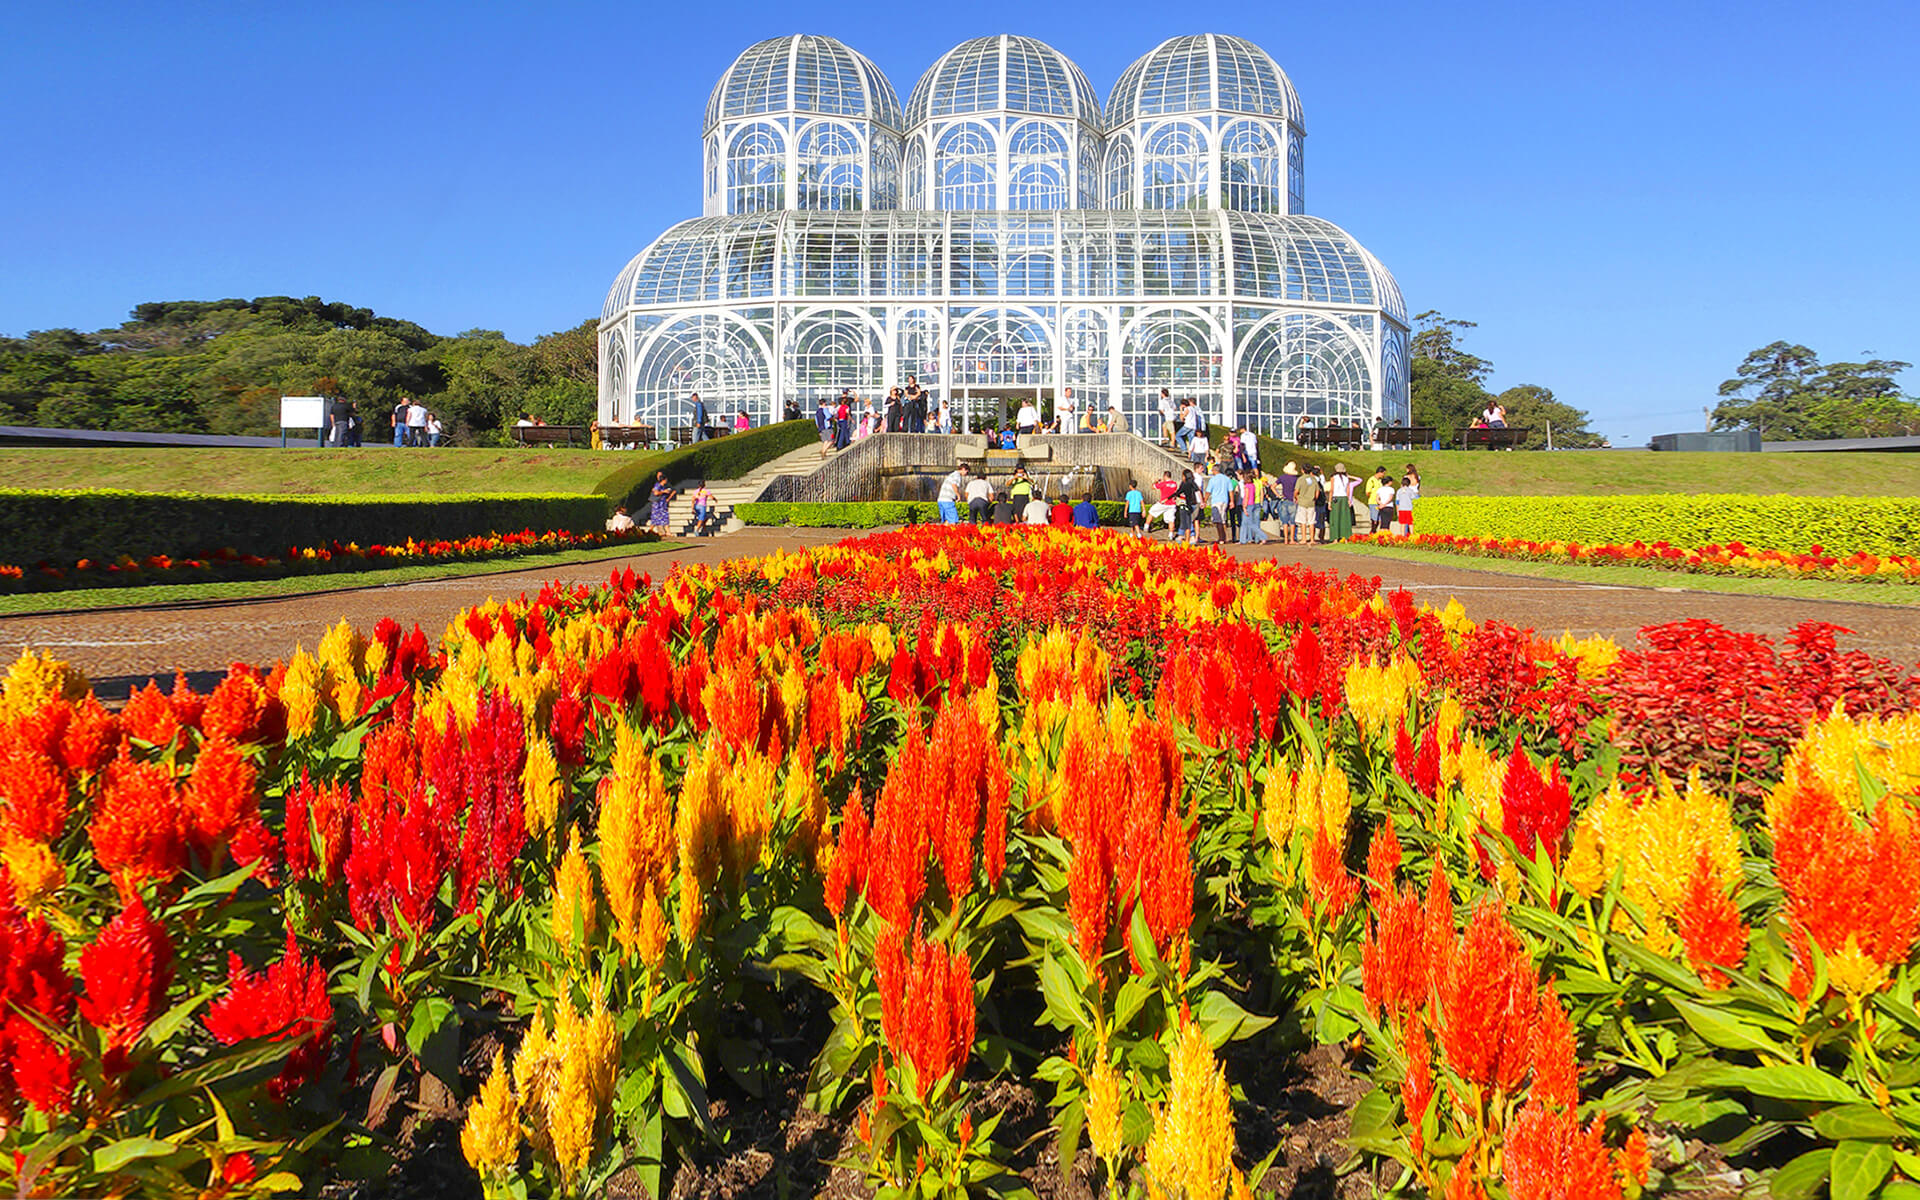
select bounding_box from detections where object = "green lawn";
[1378,449,1920,497]
[1331,541,1920,606]
[0,446,657,497]
[0,541,676,618]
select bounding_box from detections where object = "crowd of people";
[318,396,445,447]
[934,464,1102,528]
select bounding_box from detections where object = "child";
[1125,480,1146,538]
[1394,475,1418,536]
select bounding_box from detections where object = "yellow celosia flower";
[1318,762,1351,850]
[278,649,326,739]
[1,836,63,909]
[1290,755,1323,841]
[1343,655,1421,739]
[317,620,367,720]
[599,727,674,960]
[1145,1022,1236,1200]
[783,751,828,865]
[0,649,88,720]
[1828,934,1891,1000]
[1554,633,1621,679]
[677,859,706,943]
[435,658,481,735]
[551,827,598,954]
[1579,773,1741,955]
[722,750,776,878]
[1457,738,1504,828]
[522,738,562,842]
[1775,705,1920,815]
[1087,1057,1126,1165]
[1261,762,1294,849]
[779,660,808,741]
[460,1048,520,1176]
[1563,817,1606,900]
[635,883,670,968]
[677,738,728,896]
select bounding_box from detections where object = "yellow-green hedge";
[1416,494,1920,556]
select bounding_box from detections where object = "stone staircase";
[660,442,827,536]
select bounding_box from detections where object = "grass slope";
[1383,449,1920,497]
[1331,541,1920,607]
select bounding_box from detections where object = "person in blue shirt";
[1071,495,1099,529]
[1205,467,1234,543]
[999,427,1018,450]
[1124,482,1146,538]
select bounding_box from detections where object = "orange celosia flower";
[0,742,67,844]
[182,734,259,860]
[1529,981,1577,1110]
[1402,1020,1434,1158]
[201,665,277,744]
[1436,902,1537,1097]
[823,787,870,920]
[119,680,182,746]
[1676,848,1747,989]
[1365,816,1403,908]
[1770,775,1920,1000]
[1362,883,1429,1028]
[91,752,187,894]
[1503,1103,1623,1200]
[876,925,977,1099]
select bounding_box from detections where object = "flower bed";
[1413,493,1920,557]
[0,526,659,595]
[1352,529,1920,584]
[2,526,1918,1198]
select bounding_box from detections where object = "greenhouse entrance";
[951,386,1055,433]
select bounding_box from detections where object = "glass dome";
[705,34,903,131]
[904,35,1103,129]
[1107,34,1303,130]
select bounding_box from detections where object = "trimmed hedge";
[1206,425,1340,477]
[1416,494,1920,557]
[0,490,612,567]
[596,419,821,511]
[736,501,1130,528]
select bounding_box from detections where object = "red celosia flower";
[1677,848,1747,989]
[0,881,75,1117]
[1068,843,1111,969]
[1306,826,1358,922]
[1289,625,1322,707]
[78,894,173,1068]
[1436,902,1537,1097]
[204,932,333,1102]
[864,720,931,926]
[550,689,588,770]
[1499,740,1569,863]
[182,734,259,861]
[223,1153,258,1185]
[1503,1103,1623,1200]
[7,1015,75,1115]
[201,664,281,745]
[91,752,187,893]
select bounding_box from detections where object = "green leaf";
[1769,1148,1834,1200]
[1346,1087,1397,1151]
[406,996,456,1059]
[92,1136,177,1173]
[141,983,221,1050]
[1057,1099,1084,1186]
[1813,1104,1910,1142]
[1120,1099,1153,1149]
[1881,1183,1920,1200]
[1700,1063,1863,1106]
[1831,1139,1893,1200]
[1670,996,1787,1057]
[1038,954,1089,1029]
[1191,990,1274,1047]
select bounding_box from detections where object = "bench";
[598,424,662,450]
[1296,424,1369,450]
[1460,427,1530,450]
[671,424,733,448]
[510,424,587,447]
[1378,425,1438,450]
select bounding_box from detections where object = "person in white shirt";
[1239,427,1258,470]
[405,400,428,447]
[1057,389,1076,434]
[426,413,444,447]
[606,506,636,533]
[965,474,993,523]
[1158,388,1177,446]
[937,464,968,523]
[937,396,952,434]
[1189,428,1209,467]
[1023,496,1050,525]
[1180,401,1201,451]
[1016,400,1040,434]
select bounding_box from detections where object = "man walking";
[691,392,709,442]
[406,396,429,447]
[1158,387,1176,446]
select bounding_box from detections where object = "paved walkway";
[3,528,1915,702]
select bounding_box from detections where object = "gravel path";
[3,528,1915,701]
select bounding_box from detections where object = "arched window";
[603,329,627,425]
[1235,313,1372,438]
[1287,133,1305,214]
[895,309,943,388]
[632,313,771,430]
[1220,120,1284,213]
[797,122,864,211]
[1141,121,1210,210]
[1006,121,1069,210]
[1061,307,1110,413]
[871,137,900,210]
[1004,251,1054,297]
[1078,137,1101,209]
[952,310,1051,388]
[935,122,996,211]
[784,310,884,408]
[727,123,786,213]
[1104,135,1134,210]
[1123,308,1221,432]
[903,138,926,210]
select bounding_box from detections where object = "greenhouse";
[600,32,1407,439]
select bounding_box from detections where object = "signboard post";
[279,396,325,448]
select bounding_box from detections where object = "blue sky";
[3,0,1915,444]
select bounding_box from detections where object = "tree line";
[1710,341,1915,441]
[1408,311,1605,448]
[0,297,597,443]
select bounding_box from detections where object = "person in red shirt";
[1049,498,1073,526]
[1148,469,1179,536]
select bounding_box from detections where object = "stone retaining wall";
[757,433,1191,503]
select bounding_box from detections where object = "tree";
[1491,384,1603,449]
[1712,342,1914,439]
[1409,310,1494,440]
